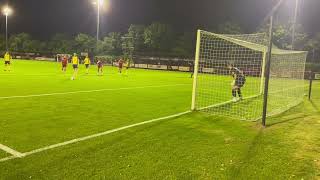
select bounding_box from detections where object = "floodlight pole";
[5,14,8,51]
[292,0,299,50]
[262,15,274,127]
[96,0,100,42]
[308,71,313,100]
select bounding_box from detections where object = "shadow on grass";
[266,103,305,127]
[310,100,320,112]
[228,128,264,178]
[267,114,305,127]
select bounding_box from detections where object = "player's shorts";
[119,65,123,69]
[85,64,89,68]
[73,64,78,69]
[235,76,246,87]
[5,61,10,65]
[62,64,67,68]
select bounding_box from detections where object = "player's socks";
[238,89,242,99]
[232,89,237,97]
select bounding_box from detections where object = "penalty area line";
[0,84,190,100]
[0,111,191,163]
[0,144,25,158]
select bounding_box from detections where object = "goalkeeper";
[228,63,246,102]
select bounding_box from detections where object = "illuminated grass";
[0,60,319,179]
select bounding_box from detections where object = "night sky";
[0,0,319,40]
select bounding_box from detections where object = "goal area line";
[0,111,191,163]
[196,85,307,121]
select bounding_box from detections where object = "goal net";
[191,30,307,121]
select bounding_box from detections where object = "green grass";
[196,73,305,120]
[0,60,319,179]
[0,151,8,159]
[0,61,192,152]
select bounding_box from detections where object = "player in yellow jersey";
[4,51,12,72]
[71,53,79,80]
[83,55,90,74]
[123,59,130,76]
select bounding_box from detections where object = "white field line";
[0,144,24,158]
[0,111,191,163]
[198,94,261,111]
[0,84,190,100]
[198,85,308,112]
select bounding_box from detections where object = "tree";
[9,33,32,52]
[96,32,122,55]
[121,36,134,59]
[107,32,122,55]
[48,33,74,53]
[24,40,42,52]
[217,22,243,34]
[259,23,308,50]
[305,32,320,63]
[144,22,174,53]
[127,24,146,52]
[172,32,195,57]
[74,33,95,53]
[0,35,6,51]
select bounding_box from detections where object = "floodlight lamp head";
[92,0,104,6]
[2,6,12,16]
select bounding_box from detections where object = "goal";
[191,30,307,121]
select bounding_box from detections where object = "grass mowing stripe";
[0,84,190,100]
[0,111,191,163]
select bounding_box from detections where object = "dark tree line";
[2,21,319,61]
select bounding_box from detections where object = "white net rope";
[194,30,307,121]
[267,52,307,116]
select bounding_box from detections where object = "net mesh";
[193,30,307,121]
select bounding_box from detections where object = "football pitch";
[0,60,319,179]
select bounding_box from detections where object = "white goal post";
[191,30,307,121]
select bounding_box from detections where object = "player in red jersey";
[97,60,103,76]
[61,56,68,73]
[118,58,124,74]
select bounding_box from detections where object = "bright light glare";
[92,0,104,6]
[2,6,12,16]
[92,0,110,12]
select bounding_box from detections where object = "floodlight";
[2,6,12,16]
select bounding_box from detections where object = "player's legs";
[4,61,10,72]
[232,86,237,99]
[85,65,89,74]
[236,77,245,100]
[72,65,78,80]
[97,67,103,76]
[237,87,242,99]
[73,68,78,79]
[232,85,241,102]
[62,65,66,73]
